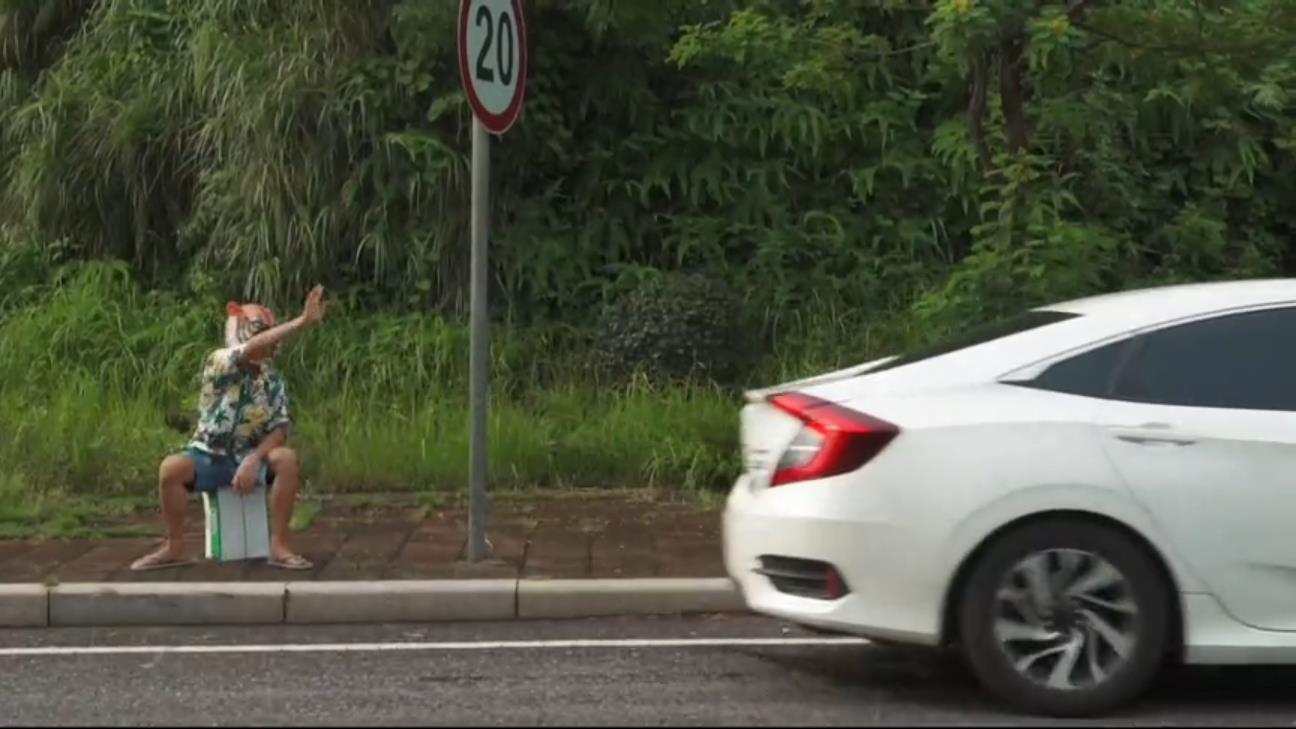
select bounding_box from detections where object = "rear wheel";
[957,519,1171,717]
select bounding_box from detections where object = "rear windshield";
[866,310,1079,375]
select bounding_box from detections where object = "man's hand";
[300,285,326,327]
[232,456,261,494]
[241,285,325,362]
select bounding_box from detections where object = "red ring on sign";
[458,0,528,135]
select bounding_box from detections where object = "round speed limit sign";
[458,0,528,135]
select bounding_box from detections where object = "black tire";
[957,518,1172,718]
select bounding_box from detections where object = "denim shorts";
[180,447,275,494]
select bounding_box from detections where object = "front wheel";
[957,519,1172,717]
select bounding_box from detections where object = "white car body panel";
[1098,398,1296,632]
[724,279,1296,665]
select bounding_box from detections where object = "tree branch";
[863,40,936,58]
[967,53,993,169]
[999,34,1029,153]
[1067,0,1095,19]
[1073,20,1280,60]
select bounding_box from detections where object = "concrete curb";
[0,578,745,628]
[518,578,746,619]
[0,584,48,627]
[286,580,517,624]
[50,582,286,627]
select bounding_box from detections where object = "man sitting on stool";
[131,285,327,571]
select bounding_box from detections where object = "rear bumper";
[722,475,946,646]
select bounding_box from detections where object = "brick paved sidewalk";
[0,493,724,584]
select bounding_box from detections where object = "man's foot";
[130,546,196,572]
[267,551,313,571]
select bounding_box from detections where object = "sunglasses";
[237,318,273,341]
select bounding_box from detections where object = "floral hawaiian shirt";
[186,346,291,461]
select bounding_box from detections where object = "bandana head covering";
[224,301,277,349]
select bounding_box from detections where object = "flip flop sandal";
[267,553,314,571]
[129,552,197,572]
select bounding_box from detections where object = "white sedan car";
[723,279,1296,717]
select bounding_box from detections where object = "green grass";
[0,264,756,526]
[0,471,158,539]
[0,380,741,495]
[293,381,738,494]
[289,498,323,532]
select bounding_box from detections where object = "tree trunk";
[967,53,993,169]
[999,33,1030,154]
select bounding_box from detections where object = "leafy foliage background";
[4,0,1292,363]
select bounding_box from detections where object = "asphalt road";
[3,616,1296,726]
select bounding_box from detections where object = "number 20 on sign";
[458,0,528,135]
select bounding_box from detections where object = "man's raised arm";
[241,285,326,362]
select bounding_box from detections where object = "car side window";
[1018,339,1133,398]
[1114,307,1296,412]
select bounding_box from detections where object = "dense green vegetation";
[2,0,1294,505]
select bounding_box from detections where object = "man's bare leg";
[267,446,310,567]
[130,455,195,570]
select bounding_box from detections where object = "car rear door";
[1093,306,1296,631]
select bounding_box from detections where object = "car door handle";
[1115,434,1197,446]
[1109,424,1197,447]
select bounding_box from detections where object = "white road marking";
[0,636,870,657]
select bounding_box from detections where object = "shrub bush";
[595,272,754,386]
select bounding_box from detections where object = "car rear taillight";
[767,392,899,487]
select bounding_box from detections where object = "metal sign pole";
[460,0,524,564]
[467,118,490,563]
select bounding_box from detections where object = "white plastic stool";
[202,485,271,561]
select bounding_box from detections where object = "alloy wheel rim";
[992,548,1139,691]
